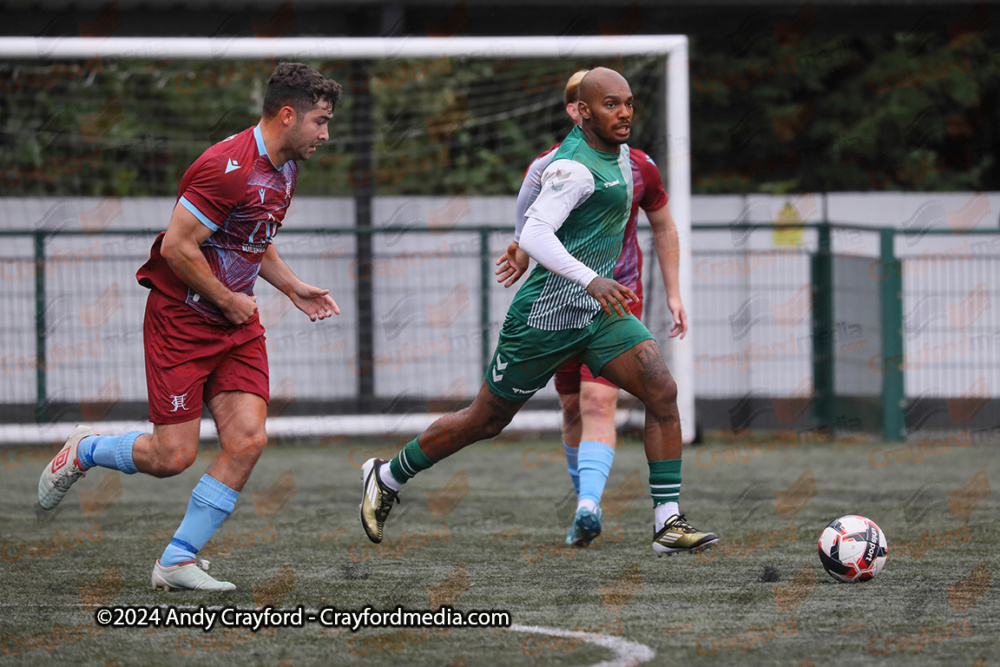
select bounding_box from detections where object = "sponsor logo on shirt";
[603,179,621,188]
[225,157,241,174]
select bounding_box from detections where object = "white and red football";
[818,515,888,583]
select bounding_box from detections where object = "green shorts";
[485,311,655,401]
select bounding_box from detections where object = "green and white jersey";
[509,126,633,331]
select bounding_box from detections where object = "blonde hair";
[563,69,590,105]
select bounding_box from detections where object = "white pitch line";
[509,623,656,667]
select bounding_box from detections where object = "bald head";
[577,67,633,151]
[578,67,631,107]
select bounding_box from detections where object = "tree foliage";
[689,29,1000,193]
[1,32,997,199]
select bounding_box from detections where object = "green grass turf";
[1,433,998,666]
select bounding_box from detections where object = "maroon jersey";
[137,124,297,326]
[615,147,668,291]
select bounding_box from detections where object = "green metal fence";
[0,226,516,425]
[2,222,998,441]
[682,222,999,442]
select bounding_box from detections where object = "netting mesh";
[0,53,675,425]
[0,55,665,198]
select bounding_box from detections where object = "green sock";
[648,459,682,506]
[389,438,436,483]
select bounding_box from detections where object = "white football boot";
[151,559,236,591]
[38,424,94,510]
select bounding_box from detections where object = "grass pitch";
[1,431,998,666]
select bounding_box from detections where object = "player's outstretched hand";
[668,295,688,339]
[586,277,637,318]
[495,241,529,288]
[221,292,258,326]
[291,282,340,321]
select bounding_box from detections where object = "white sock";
[655,502,680,531]
[378,464,403,492]
[577,498,599,513]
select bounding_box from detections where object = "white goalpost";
[0,36,694,445]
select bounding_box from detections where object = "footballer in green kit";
[359,67,718,557]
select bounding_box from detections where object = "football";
[817,515,888,583]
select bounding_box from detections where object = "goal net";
[0,37,693,444]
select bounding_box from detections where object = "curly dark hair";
[263,62,343,118]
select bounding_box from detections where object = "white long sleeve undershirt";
[513,150,556,243]
[518,216,598,289]
[518,158,600,288]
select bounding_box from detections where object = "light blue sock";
[77,432,142,474]
[160,475,239,567]
[564,443,580,495]
[578,440,615,506]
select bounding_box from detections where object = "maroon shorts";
[554,294,643,395]
[144,289,269,424]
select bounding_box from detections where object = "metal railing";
[2,223,997,441]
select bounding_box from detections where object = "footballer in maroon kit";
[39,63,343,591]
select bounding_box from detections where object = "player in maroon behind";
[38,62,342,591]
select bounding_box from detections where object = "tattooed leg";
[598,340,681,461]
